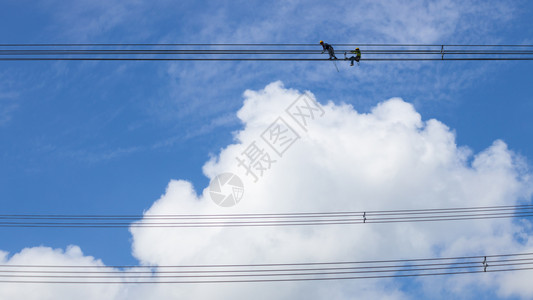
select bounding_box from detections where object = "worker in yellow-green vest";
[345,47,361,66]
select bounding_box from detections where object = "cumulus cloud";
[2,81,531,299]
[129,81,533,299]
[0,246,124,300]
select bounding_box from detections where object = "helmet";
[356,47,359,50]
[319,40,324,44]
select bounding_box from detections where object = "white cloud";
[0,246,124,300]
[127,81,533,299]
[2,81,532,299]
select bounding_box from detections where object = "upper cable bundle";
[1,43,533,61]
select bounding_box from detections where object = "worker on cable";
[344,47,361,66]
[319,41,337,60]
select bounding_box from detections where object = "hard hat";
[319,40,324,44]
[356,47,359,50]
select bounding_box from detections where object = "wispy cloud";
[0,103,18,126]
[147,0,524,134]
[61,145,143,163]
[24,0,525,142]
[0,78,20,127]
[41,0,150,41]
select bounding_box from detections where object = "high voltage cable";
[1,204,532,228]
[3,203,532,217]
[2,58,533,61]
[0,265,529,279]
[1,58,533,61]
[2,50,533,54]
[2,43,533,47]
[1,43,532,61]
[0,57,533,61]
[5,252,533,268]
[1,212,533,227]
[3,258,533,274]
[4,203,531,217]
[3,269,533,284]
[0,252,531,284]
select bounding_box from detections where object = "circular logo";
[209,173,244,207]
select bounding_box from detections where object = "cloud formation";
[2,81,531,299]
[0,246,124,300]
[130,82,533,299]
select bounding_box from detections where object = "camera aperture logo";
[209,173,244,207]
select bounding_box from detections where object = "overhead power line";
[2,43,533,47]
[1,204,532,228]
[1,43,532,61]
[0,252,531,284]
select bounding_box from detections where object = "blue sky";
[1,0,533,299]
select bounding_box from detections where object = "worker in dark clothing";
[320,41,337,59]
[344,47,361,66]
